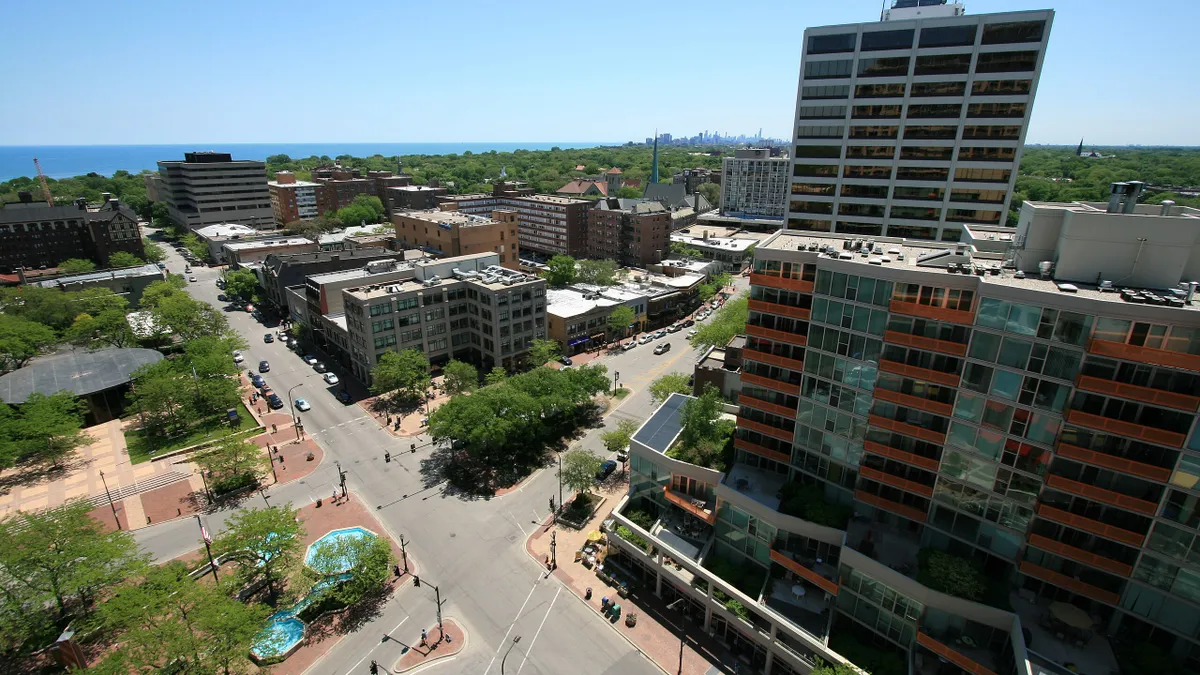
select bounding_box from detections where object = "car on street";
[559,356,573,366]
[217,294,227,302]
[654,343,671,355]
[667,324,682,333]
[266,394,284,410]
[303,355,319,365]
[336,390,353,404]
[156,262,166,269]
[595,460,617,482]
[263,333,274,343]
[683,319,694,327]
[638,334,653,345]
[323,372,340,385]
[258,360,270,373]
[250,374,265,388]
[295,398,311,412]
[188,276,197,282]
[232,351,244,363]
[654,330,667,339]
[687,329,698,338]
[313,362,327,373]
[278,334,290,344]
[622,341,636,351]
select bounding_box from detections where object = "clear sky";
[2,0,1196,146]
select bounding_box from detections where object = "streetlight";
[666,598,686,675]
[500,636,521,674]
[98,470,121,530]
[287,374,319,437]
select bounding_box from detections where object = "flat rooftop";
[36,263,162,286]
[546,288,620,318]
[224,237,313,251]
[309,261,412,286]
[508,194,588,206]
[395,209,500,227]
[671,233,758,252]
[268,179,320,188]
[634,393,689,454]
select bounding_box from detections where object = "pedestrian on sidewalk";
[271,422,277,433]
[332,489,338,504]
[420,629,428,647]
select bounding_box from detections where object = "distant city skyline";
[1,0,1197,146]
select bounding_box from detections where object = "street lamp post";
[666,598,686,675]
[556,453,563,524]
[195,515,219,582]
[612,370,620,396]
[412,575,444,639]
[98,470,121,530]
[500,636,522,675]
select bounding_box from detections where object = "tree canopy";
[212,504,304,603]
[526,338,561,367]
[606,306,636,339]
[648,372,692,404]
[371,348,430,402]
[560,450,603,495]
[107,251,144,268]
[221,268,260,301]
[0,314,57,373]
[576,259,619,286]
[669,383,735,471]
[334,194,386,226]
[141,239,167,263]
[690,293,748,351]
[600,418,639,455]
[544,255,576,287]
[58,258,96,274]
[442,359,478,395]
[0,392,94,469]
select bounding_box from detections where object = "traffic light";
[369,660,378,674]
[413,576,420,587]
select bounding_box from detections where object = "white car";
[294,398,311,412]
[303,355,319,365]
[232,351,244,363]
[323,372,340,385]
[188,276,198,282]
[638,335,653,345]
[687,330,698,337]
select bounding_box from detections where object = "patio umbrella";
[1049,602,1093,630]
[587,530,604,543]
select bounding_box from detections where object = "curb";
[393,617,468,674]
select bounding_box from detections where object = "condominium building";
[722,148,790,220]
[156,152,274,231]
[268,171,321,226]
[437,183,591,258]
[392,209,520,269]
[787,3,1053,242]
[588,198,671,268]
[606,186,1200,675]
[385,185,449,213]
[333,253,547,380]
[260,248,406,312]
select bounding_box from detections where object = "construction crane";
[33,158,53,206]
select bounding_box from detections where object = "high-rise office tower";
[786,1,1053,243]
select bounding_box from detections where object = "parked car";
[277,334,290,344]
[667,324,682,333]
[188,276,197,283]
[638,334,654,345]
[303,355,319,365]
[683,319,695,327]
[336,390,353,404]
[687,330,699,338]
[217,294,227,302]
[313,362,327,373]
[323,372,340,385]
[595,460,618,482]
[232,350,244,363]
[654,330,667,339]
[263,333,274,343]
[250,374,266,388]
[622,341,636,351]
[295,398,311,412]
[559,356,573,366]
[654,343,671,355]
[156,262,166,269]
[258,360,270,373]
[266,394,285,410]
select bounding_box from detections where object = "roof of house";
[556,180,608,196]
[606,167,623,174]
[643,183,709,210]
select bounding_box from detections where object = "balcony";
[770,547,840,595]
[916,632,1000,675]
[750,273,814,294]
[1035,504,1146,547]
[734,437,792,466]
[745,323,808,347]
[1011,592,1119,675]
[764,576,833,640]
[740,392,797,419]
[742,348,804,372]
[663,485,717,525]
[724,462,787,511]
[1018,560,1121,605]
[738,416,796,443]
[749,299,812,321]
[740,372,801,396]
[1054,442,1172,483]
[884,329,968,357]
[1063,408,1185,448]
[872,386,953,417]
[1044,474,1158,516]
[846,516,920,577]
[1074,374,1200,412]
[860,465,935,498]
[855,488,929,523]
[863,439,940,472]
[868,413,947,445]
[1087,338,1200,373]
[889,299,976,325]
[879,359,961,387]
[1026,534,1133,577]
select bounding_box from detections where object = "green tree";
[0,392,94,469]
[0,314,57,373]
[107,251,143,268]
[371,348,430,401]
[600,418,639,455]
[698,181,721,209]
[141,238,167,263]
[138,276,188,309]
[648,372,691,404]
[442,359,479,395]
[576,259,618,286]
[180,233,208,261]
[916,549,986,601]
[526,338,561,367]
[559,450,603,495]
[698,283,717,302]
[614,186,642,198]
[543,254,577,287]
[65,309,135,349]
[212,504,304,603]
[335,194,386,226]
[193,438,267,494]
[221,267,260,300]
[149,202,172,228]
[127,360,194,437]
[304,532,395,608]
[148,292,231,341]
[669,383,735,471]
[485,366,507,386]
[690,293,748,350]
[606,306,636,340]
[670,241,704,259]
[58,258,96,274]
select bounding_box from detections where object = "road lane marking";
[342,616,408,675]
[507,511,529,537]
[516,586,560,673]
[481,576,542,675]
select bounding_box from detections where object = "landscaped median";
[125,400,259,464]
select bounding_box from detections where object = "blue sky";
[2,0,1196,146]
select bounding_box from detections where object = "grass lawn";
[611,388,631,399]
[126,401,259,464]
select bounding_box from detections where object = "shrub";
[830,632,907,675]
[916,549,986,602]
[616,525,649,551]
[724,598,750,621]
[706,554,766,598]
[625,508,656,531]
[211,471,257,496]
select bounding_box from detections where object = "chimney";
[1123,181,1145,214]
[1107,182,1128,213]
[1161,200,1177,216]
[101,192,112,203]
[17,190,33,203]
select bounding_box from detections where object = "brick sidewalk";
[358,390,448,438]
[393,619,466,673]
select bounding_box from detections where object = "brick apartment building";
[588,198,671,268]
[392,209,520,269]
[437,182,590,258]
[268,171,321,226]
[0,193,145,272]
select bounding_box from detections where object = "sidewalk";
[393,619,466,673]
[358,389,449,438]
[527,477,739,675]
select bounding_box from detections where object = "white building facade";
[721,149,790,220]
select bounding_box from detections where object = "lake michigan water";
[0,142,609,181]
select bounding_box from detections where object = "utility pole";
[667,598,686,674]
[399,534,409,573]
[412,576,444,639]
[500,636,522,675]
[612,370,620,395]
[335,461,348,499]
[98,470,121,530]
[196,515,219,582]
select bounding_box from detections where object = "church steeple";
[1076,138,1084,157]
[650,131,660,184]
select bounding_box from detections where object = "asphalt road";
[137,232,744,675]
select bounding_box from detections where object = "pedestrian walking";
[271,423,277,433]
[332,489,338,504]
[420,629,428,647]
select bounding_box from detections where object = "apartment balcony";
[916,632,1000,675]
[662,485,718,525]
[764,575,833,641]
[742,348,804,372]
[734,437,792,466]
[770,547,840,595]
[846,516,920,577]
[1044,474,1159,516]
[740,392,797,419]
[860,465,935,498]
[1018,560,1121,606]
[749,299,812,321]
[738,416,796,444]
[884,329,968,357]
[724,461,787,512]
[1035,504,1146,547]
[750,273,814,294]
[1026,534,1134,577]
[868,413,947,445]
[872,386,953,417]
[1054,442,1171,483]
[889,299,976,325]
[879,359,961,387]
[855,488,929,523]
[745,323,808,347]
[741,372,801,396]
[1011,592,1119,675]
[1062,408,1185,448]
[862,439,940,472]
[1087,338,1200,373]
[1074,374,1200,412]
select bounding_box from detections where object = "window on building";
[981,21,1045,45]
[808,33,856,54]
[918,24,977,48]
[861,29,913,51]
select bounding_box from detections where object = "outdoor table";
[960,636,977,648]
[792,585,806,601]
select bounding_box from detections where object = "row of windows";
[804,51,1039,81]
[794,144,1018,165]
[805,79,1031,101]
[807,21,1044,55]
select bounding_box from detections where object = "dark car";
[266,394,284,410]
[250,374,266,388]
[263,333,274,343]
[683,319,695,327]
[217,294,227,302]
[258,360,270,373]
[559,356,573,366]
[336,390,353,404]
[595,460,618,482]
